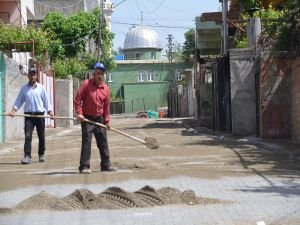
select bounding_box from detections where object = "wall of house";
[0,53,5,143]
[109,61,188,113]
[260,52,291,139]
[0,1,20,25]
[2,54,28,142]
[123,49,162,60]
[291,57,300,140]
[55,79,74,127]
[230,49,257,136]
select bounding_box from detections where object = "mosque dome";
[123,26,162,50]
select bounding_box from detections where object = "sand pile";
[15,185,223,211]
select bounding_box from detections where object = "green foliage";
[240,0,260,16]
[276,23,293,51]
[0,24,50,56]
[54,57,87,79]
[236,37,248,48]
[239,0,300,52]
[42,11,98,60]
[173,42,182,61]
[255,7,285,35]
[181,29,195,65]
[42,8,115,79]
[110,91,121,101]
[98,23,115,71]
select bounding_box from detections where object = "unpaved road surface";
[0,117,299,225]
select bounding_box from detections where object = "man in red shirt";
[74,62,116,174]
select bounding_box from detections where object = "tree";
[181,29,195,65]
[42,11,98,60]
[42,8,116,79]
[173,41,182,61]
[239,0,299,52]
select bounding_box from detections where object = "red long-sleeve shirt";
[74,79,110,124]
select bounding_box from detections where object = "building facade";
[109,26,190,114]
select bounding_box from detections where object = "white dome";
[123,26,161,50]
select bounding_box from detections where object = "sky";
[110,0,222,54]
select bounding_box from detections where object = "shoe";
[21,156,32,164]
[79,169,92,174]
[101,167,117,172]
[39,155,46,162]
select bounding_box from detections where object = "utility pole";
[221,0,228,55]
[97,0,104,61]
[167,34,174,118]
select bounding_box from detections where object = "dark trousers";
[24,116,45,157]
[79,115,110,171]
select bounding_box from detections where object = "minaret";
[102,0,114,31]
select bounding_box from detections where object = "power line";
[139,0,166,14]
[50,26,98,47]
[35,0,84,9]
[111,21,192,29]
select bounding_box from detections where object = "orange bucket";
[159,111,164,118]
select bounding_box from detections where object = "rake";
[1,113,159,149]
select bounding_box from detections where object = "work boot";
[39,155,46,162]
[21,156,32,164]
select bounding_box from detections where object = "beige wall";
[0,0,34,25]
[291,57,300,140]
[0,1,20,25]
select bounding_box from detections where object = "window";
[0,12,9,24]
[107,73,113,82]
[151,52,156,60]
[135,52,140,60]
[147,71,153,81]
[138,71,144,82]
[176,69,183,81]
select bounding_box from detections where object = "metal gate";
[214,55,231,131]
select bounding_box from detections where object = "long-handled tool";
[1,113,159,149]
[83,118,159,149]
[1,113,72,120]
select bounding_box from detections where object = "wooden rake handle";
[1,113,148,147]
[83,118,147,146]
[1,113,76,120]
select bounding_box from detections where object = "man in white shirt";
[8,68,54,164]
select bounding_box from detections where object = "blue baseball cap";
[94,62,106,71]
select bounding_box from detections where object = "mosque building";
[109,25,192,115]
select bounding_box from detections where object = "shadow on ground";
[182,119,300,176]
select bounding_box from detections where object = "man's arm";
[103,86,111,129]
[41,85,54,118]
[8,86,25,117]
[74,81,87,123]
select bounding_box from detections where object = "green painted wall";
[123,82,168,113]
[108,61,189,113]
[0,53,5,143]
[124,48,162,60]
